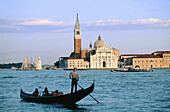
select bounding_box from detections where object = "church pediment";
[97,46,110,50]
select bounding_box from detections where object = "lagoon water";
[0,69,170,112]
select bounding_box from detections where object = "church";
[58,14,119,69]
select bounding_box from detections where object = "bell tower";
[74,14,81,57]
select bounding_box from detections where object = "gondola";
[20,80,94,104]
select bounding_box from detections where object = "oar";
[77,83,100,103]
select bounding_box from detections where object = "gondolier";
[69,67,79,93]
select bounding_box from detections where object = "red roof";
[60,57,82,60]
[120,54,162,58]
[133,55,161,58]
[121,54,151,56]
[152,51,170,54]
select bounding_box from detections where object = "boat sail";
[18,57,35,70]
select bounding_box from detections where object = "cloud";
[49,28,73,33]
[8,49,13,52]
[18,19,74,26]
[0,25,21,32]
[82,18,170,27]
[0,18,169,33]
[0,18,74,26]
[130,18,162,24]
[83,19,123,26]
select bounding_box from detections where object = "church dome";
[94,35,105,48]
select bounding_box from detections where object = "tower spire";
[75,14,80,27]
[98,34,101,40]
[89,41,92,48]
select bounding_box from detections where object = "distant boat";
[17,57,35,70]
[51,67,63,70]
[11,66,17,70]
[44,66,51,70]
[130,68,153,72]
[111,68,129,72]
[111,67,153,72]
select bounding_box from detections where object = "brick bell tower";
[74,14,81,57]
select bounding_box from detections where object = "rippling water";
[0,69,170,112]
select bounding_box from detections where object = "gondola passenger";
[52,90,58,96]
[32,88,39,96]
[42,87,50,96]
[52,90,63,96]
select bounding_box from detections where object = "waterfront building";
[59,57,89,69]
[34,57,42,70]
[120,51,170,68]
[58,14,119,69]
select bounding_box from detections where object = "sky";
[0,0,170,64]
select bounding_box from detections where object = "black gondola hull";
[20,82,94,104]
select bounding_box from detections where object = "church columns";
[96,51,98,68]
[106,52,108,68]
[110,50,112,68]
[100,52,102,68]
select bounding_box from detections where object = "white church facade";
[90,46,118,69]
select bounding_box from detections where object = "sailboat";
[44,58,51,70]
[17,57,35,70]
[11,66,17,69]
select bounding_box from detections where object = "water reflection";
[42,103,87,111]
[21,100,87,111]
